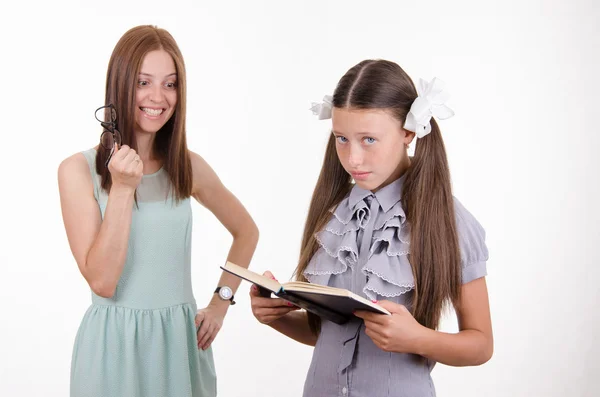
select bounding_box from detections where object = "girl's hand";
[250,271,299,324]
[354,300,426,354]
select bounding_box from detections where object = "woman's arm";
[190,151,259,306]
[189,151,259,349]
[58,146,142,298]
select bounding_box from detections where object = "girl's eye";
[165,82,177,89]
[336,136,348,143]
[364,137,376,144]
[138,80,149,86]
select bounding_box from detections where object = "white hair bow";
[310,95,333,120]
[404,77,454,138]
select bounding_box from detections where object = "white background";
[1,1,598,396]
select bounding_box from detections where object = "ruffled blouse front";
[304,175,414,301]
[301,175,489,397]
[304,175,488,300]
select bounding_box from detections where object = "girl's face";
[331,107,414,192]
[134,49,178,136]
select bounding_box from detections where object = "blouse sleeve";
[454,198,489,284]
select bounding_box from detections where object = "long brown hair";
[95,25,192,201]
[295,60,461,334]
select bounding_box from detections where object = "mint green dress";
[70,149,217,397]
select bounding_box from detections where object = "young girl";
[250,59,492,396]
[58,25,259,397]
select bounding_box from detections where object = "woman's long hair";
[96,25,192,201]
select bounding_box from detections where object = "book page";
[282,281,351,295]
[282,282,390,315]
[221,261,282,293]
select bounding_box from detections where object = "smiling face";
[331,107,414,191]
[134,49,178,136]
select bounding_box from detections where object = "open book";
[221,261,390,325]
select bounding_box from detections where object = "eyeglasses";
[95,104,122,167]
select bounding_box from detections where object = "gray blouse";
[302,175,488,397]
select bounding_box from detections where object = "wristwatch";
[214,286,236,305]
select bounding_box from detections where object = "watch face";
[219,287,232,300]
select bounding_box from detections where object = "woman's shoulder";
[58,147,99,198]
[188,150,209,182]
[188,149,204,169]
[187,149,223,198]
[58,147,97,177]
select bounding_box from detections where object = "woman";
[58,25,258,396]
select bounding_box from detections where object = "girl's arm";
[268,310,318,346]
[249,281,318,346]
[417,277,493,366]
[355,277,493,366]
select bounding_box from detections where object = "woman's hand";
[107,144,143,192]
[195,304,227,350]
